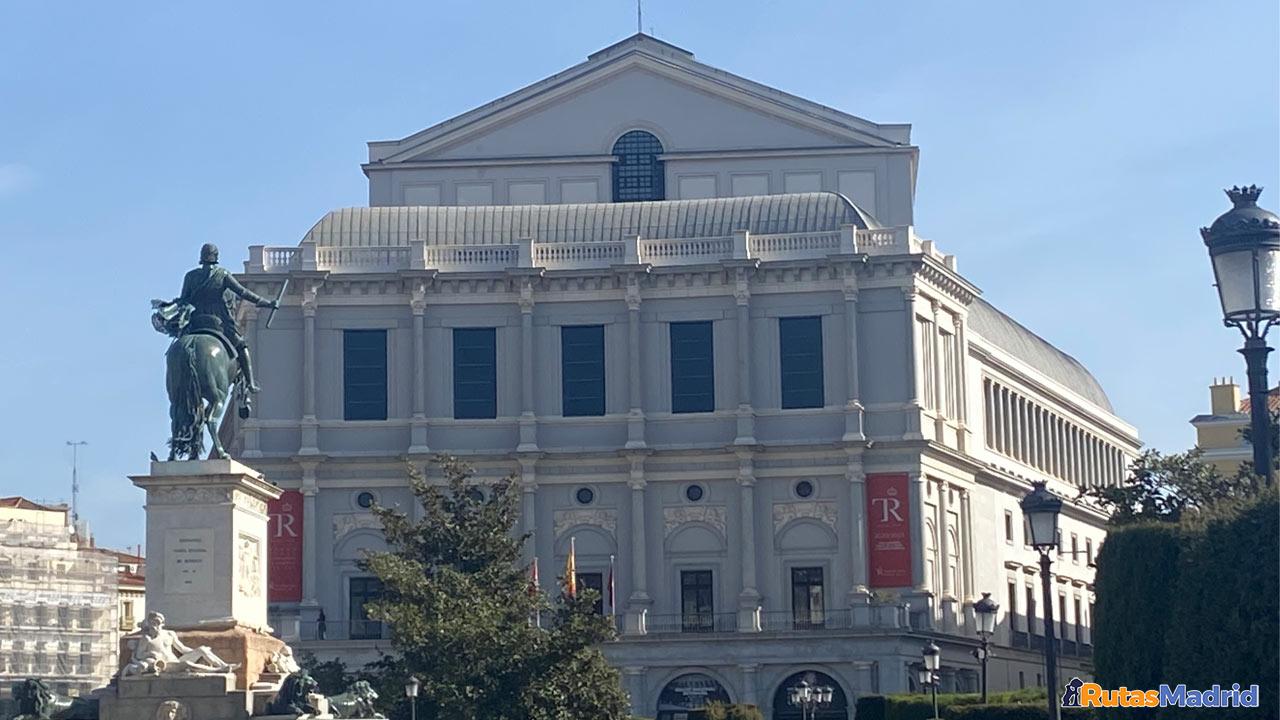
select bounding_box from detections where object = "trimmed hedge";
[853,690,1072,720]
[1092,489,1278,720]
[1092,522,1184,691]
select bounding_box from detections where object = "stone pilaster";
[517,279,538,452]
[842,273,866,441]
[732,265,756,445]
[625,278,647,449]
[736,450,762,632]
[409,279,431,454]
[299,281,320,455]
[624,452,651,634]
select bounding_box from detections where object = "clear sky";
[1,1,1276,551]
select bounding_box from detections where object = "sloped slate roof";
[967,298,1114,412]
[302,193,878,247]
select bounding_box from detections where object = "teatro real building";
[231,35,1141,720]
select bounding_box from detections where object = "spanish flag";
[564,537,577,598]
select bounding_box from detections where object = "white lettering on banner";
[871,496,904,523]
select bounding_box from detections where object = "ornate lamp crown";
[1226,185,1263,207]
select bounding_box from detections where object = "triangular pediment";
[368,34,909,165]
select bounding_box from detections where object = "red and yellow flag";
[564,537,577,598]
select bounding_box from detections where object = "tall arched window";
[611,130,665,202]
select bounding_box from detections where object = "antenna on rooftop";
[637,0,642,34]
[66,440,87,525]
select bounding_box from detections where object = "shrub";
[704,702,765,720]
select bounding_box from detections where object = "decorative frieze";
[332,513,382,540]
[553,508,617,539]
[663,505,727,538]
[772,501,838,533]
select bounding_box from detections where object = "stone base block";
[117,625,286,690]
[102,674,251,720]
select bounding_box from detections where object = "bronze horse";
[165,329,242,461]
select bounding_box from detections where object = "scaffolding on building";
[0,499,121,699]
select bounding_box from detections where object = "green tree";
[1080,448,1262,525]
[360,456,631,720]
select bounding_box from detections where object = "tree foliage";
[359,455,631,720]
[1079,448,1263,525]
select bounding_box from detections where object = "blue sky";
[1,1,1276,550]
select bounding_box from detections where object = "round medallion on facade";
[684,484,705,502]
[794,480,815,498]
[575,487,596,505]
[355,491,377,509]
[155,700,190,720]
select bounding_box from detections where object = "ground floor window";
[772,671,848,720]
[656,673,731,720]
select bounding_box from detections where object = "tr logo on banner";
[866,473,912,588]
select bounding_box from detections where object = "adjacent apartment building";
[1190,378,1280,476]
[0,498,121,698]
[231,35,1141,720]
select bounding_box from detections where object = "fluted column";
[843,275,866,441]
[300,460,319,608]
[736,451,762,631]
[299,281,320,455]
[733,269,756,445]
[409,281,430,454]
[903,286,924,440]
[937,478,955,631]
[847,453,871,619]
[624,452,650,634]
[625,279,646,449]
[959,488,974,602]
[953,314,970,450]
[931,301,946,439]
[517,280,538,452]
[518,456,538,563]
[241,305,262,457]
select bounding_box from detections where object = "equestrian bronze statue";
[152,243,279,460]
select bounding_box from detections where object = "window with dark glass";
[790,567,825,628]
[343,330,387,421]
[680,570,714,632]
[611,130,665,202]
[685,484,705,502]
[453,328,496,419]
[576,572,605,615]
[779,316,824,409]
[670,321,714,413]
[348,577,383,640]
[561,325,605,416]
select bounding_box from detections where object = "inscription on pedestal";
[164,528,214,594]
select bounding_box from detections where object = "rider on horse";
[158,243,278,393]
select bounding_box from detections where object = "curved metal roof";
[967,298,1113,412]
[302,192,878,247]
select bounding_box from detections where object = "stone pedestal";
[131,459,282,630]
[100,674,251,720]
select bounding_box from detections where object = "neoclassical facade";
[231,35,1140,719]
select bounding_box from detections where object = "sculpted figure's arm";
[167,631,195,657]
[223,272,276,309]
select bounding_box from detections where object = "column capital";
[301,281,321,317]
[410,281,429,315]
[625,284,642,312]
[901,285,918,303]
[734,276,751,306]
[518,281,535,314]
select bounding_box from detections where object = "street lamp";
[1201,185,1280,485]
[1020,481,1063,720]
[920,642,941,720]
[405,675,420,720]
[973,592,999,703]
[788,673,834,720]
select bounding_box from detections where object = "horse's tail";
[167,336,206,458]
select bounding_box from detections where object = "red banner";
[867,473,913,588]
[268,490,303,602]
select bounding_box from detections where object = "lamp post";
[1201,185,1280,485]
[1020,481,1062,720]
[919,642,941,720]
[405,675,420,720]
[972,592,999,703]
[788,673,834,720]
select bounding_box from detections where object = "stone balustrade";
[244,225,943,274]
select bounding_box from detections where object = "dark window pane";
[349,576,383,639]
[780,316,824,409]
[681,570,714,632]
[577,572,605,615]
[670,321,714,413]
[611,131,665,202]
[561,325,605,416]
[791,567,825,628]
[453,328,496,419]
[344,330,387,421]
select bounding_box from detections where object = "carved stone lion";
[265,671,324,716]
[329,680,385,718]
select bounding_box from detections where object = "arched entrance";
[656,672,731,720]
[772,671,849,719]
